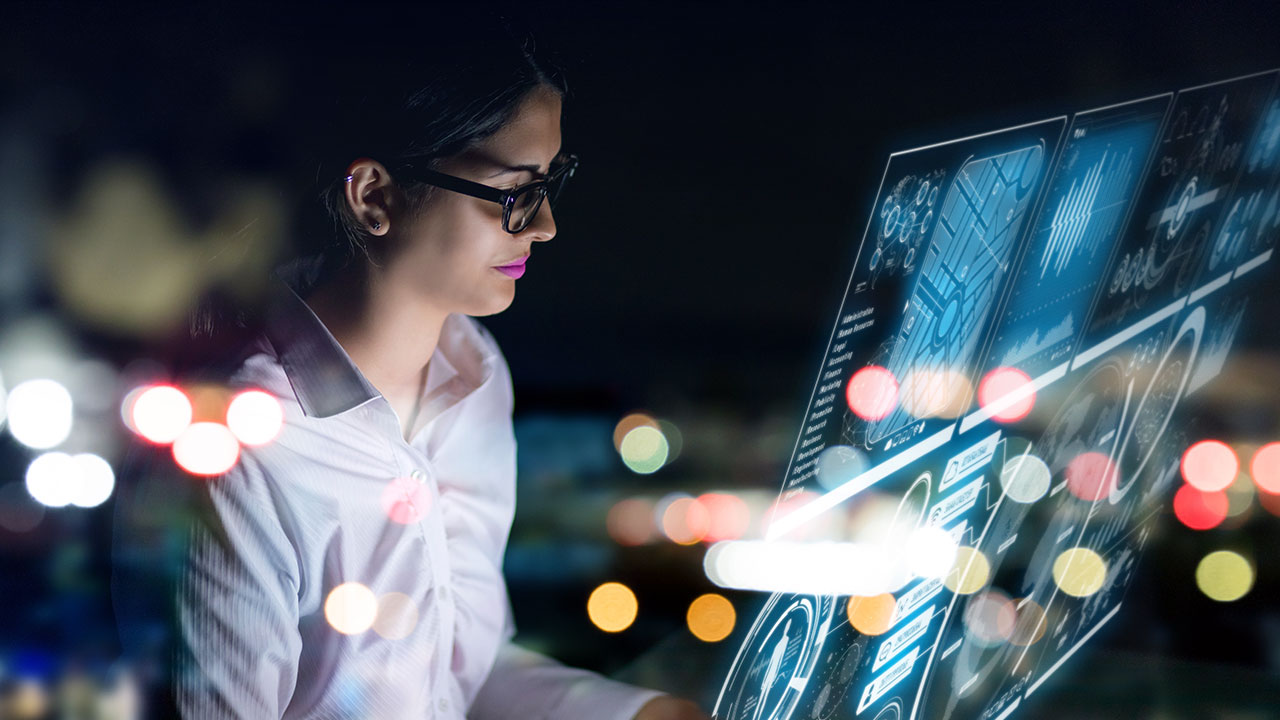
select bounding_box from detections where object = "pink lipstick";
[494,258,527,279]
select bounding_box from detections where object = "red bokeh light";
[381,476,433,525]
[698,492,751,543]
[662,497,711,545]
[1250,442,1280,495]
[1173,484,1229,530]
[1180,440,1238,492]
[606,498,656,546]
[131,385,193,444]
[978,367,1035,423]
[1065,451,1117,502]
[846,366,899,421]
[1257,488,1280,518]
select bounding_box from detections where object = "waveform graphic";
[1040,148,1136,278]
[1000,312,1075,367]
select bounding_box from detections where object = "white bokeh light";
[72,453,115,508]
[7,379,74,449]
[26,452,78,508]
[172,422,241,476]
[130,385,192,444]
[226,390,284,446]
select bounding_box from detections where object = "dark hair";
[301,17,568,287]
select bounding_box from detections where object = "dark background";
[2,1,1280,716]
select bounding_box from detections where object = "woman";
[114,17,708,720]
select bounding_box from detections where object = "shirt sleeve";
[467,641,665,720]
[172,448,304,718]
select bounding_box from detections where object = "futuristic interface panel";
[714,69,1280,720]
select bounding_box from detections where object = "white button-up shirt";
[115,269,661,719]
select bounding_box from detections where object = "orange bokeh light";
[697,492,750,543]
[662,496,710,545]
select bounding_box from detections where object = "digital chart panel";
[978,95,1171,391]
[1083,70,1278,346]
[717,69,1280,720]
[774,117,1066,516]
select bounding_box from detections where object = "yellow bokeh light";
[324,582,378,635]
[373,591,420,640]
[1051,547,1107,598]
[1195,550,1254,602]
[686,593,736,642]
[613,412,659,452]
[620,426,669,474]
[944,546,991,595]
[588,582,638,633]
[847,594,896,636]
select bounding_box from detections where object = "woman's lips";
[494,259,526,279]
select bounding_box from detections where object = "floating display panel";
[976,95,1171,396]
[1082,71,1278,346]
[775,117,1066,520]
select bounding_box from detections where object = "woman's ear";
[344,158,396,236]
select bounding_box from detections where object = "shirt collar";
[264,256,496,420]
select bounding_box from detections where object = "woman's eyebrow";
[486,162,546,178]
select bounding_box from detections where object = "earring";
[372,221,382,231]
[344,175,354,183]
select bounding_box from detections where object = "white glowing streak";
[704,540,899,596]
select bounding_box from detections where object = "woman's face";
[362,85,563,318]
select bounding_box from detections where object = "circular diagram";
[714,594,838,720]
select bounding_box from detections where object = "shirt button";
[438,698,449,712]
[411,469,427,484]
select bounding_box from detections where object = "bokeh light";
[6,379,74,449]
[25,452,78,508]
[1065,451,1116,502]
[1258,487,1280,518]
[381,476,432,525]
[1009,598,1048,647]
[70,452,115,508]
[1224,471,1255,519]
[816,445,870,491]
[620,425,669,474]
[698,492,750,543]
[847,593,896,636]
[1051,547,1107,598]
[226,389,284,446]
[324,582,378,635]
[900,366,971,419]
[587,582,638,633]
[661,495,710,545]
[373,591,420,640]
[172,422,241,476]
[945,546,991,595]
[606,497,656,546]
[0,370,7,430]
[1173,484,1229,530]
[1181,440,1238,492]
[1250,442,1280,494]
[978,367,1035,423]
[846,365,898,421]
[686,593,736,642]
[25,451,115,510]
[1000,453,1051,504]
[657,419,683,463]
[1195,550,1254,602]
[963,589,1017,647]
[613,412,660,452]
[130,385,192,444]
[904,525,959,580]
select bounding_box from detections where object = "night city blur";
[3,2,1280,719]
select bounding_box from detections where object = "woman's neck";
[302,260,446,420]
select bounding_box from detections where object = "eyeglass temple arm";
[404,168,511,205]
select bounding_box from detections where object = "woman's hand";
[633,695,712,720]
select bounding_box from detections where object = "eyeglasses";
[392,153,579,234]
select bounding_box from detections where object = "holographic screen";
[710,69,1280,720]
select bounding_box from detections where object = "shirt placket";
[374,405,459,717]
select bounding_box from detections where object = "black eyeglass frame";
[392,153,579,234]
